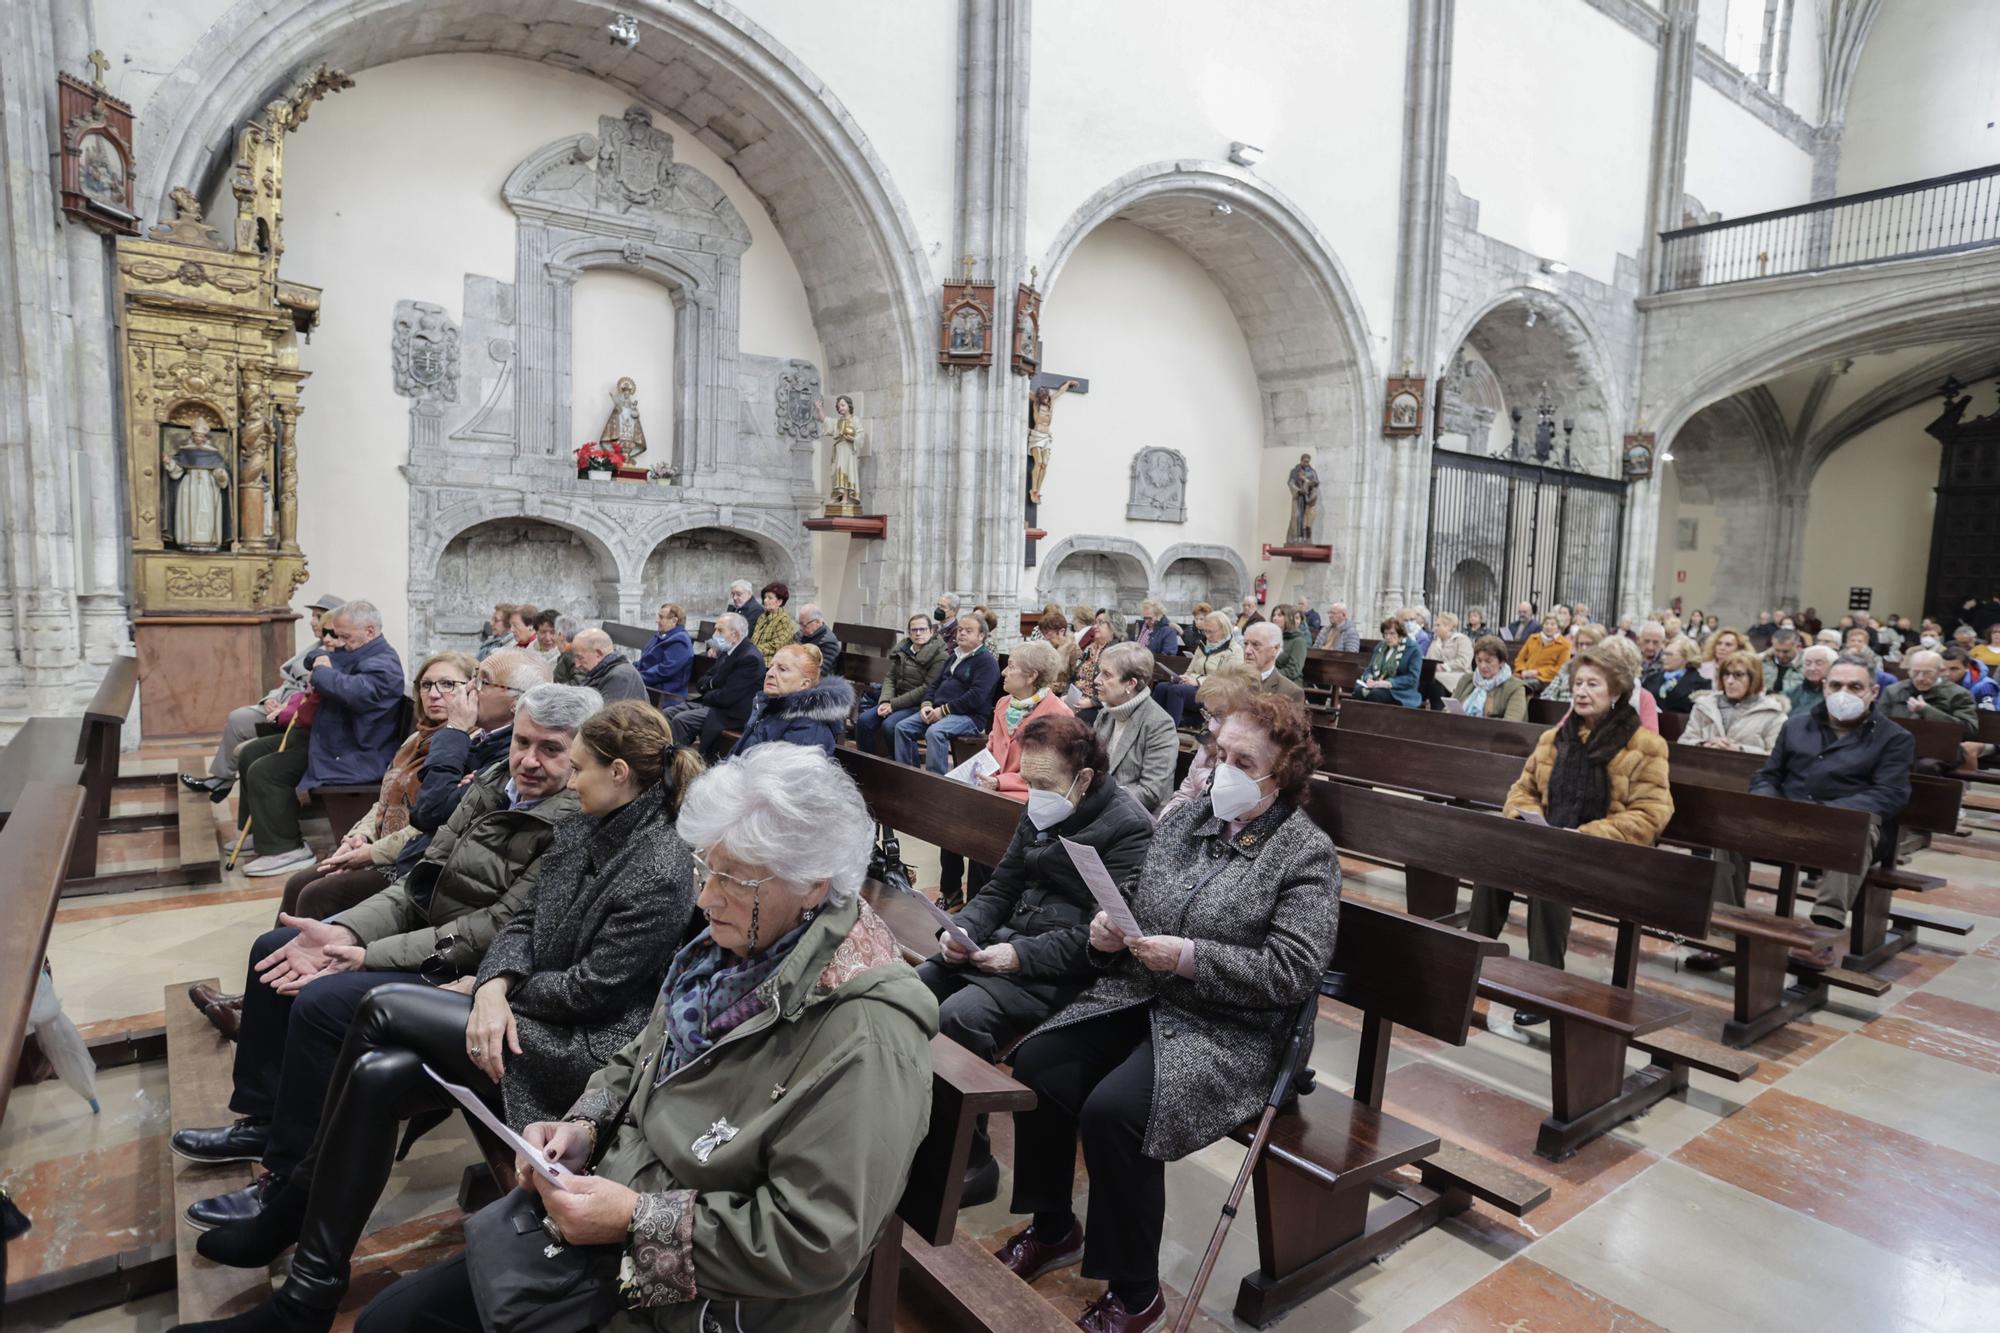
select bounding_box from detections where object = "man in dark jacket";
[665,612,765,759]
[794,602,842,674]
[722,578,758,622]
[1139,600,1182,658]
[170,683,597,1228]
[1879,649,1980,738]
[919,716,1153,1203]
[859,614,948,756]
[237,601,406,879]
[1751,655,1913,928]
[894,613,1001,772]
[730,645,855,757]
[567,628,647,702]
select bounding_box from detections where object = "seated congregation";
[136,576,1995,1333]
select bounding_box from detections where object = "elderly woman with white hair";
[359,745,938,1333]
[1088,642,1180,812]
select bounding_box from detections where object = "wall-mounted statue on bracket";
[816,394,864,516]
[163,417,232,550]
[598,376,648,462]
[1285,453,1320,543]
[1027,378,1079,506]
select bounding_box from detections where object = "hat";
[308,593,347,613]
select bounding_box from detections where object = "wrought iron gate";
[1424,452,1626,619]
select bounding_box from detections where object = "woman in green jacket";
[1271,604,1310,683]
[359,744,938,1333]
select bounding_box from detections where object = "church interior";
[5,0,2000,1329]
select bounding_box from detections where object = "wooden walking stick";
[1171,977,1331,1333]
[226,714,298,870]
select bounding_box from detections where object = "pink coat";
[989,692,1075,801]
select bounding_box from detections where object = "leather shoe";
[1077,1290,1165,1332]
[186,1173,286,1231]
[995,1218,1084,1283]
[961,1153,1000,1209]
[179,772,227,794]
[188,983,244,1041]
[170,1117,270,1166]
[1682,951,1725,973]
[1512,1009,1547,1028]
[196,1176,307,1267]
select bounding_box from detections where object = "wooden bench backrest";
[600,621,655,653]
[1302,653,1439,697]
[0,716,85,819]
[1891,714,1968,766]
[1337,696,1542,756]
[834,747,1020,866]
[1302,775,1715,939]
[0,783,86,1124]
[834,622,902,656]
[840,653,892,690]
[1981,711,2000,747]
[1314,725,1871,875]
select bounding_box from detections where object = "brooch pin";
[691,1118,739,1164]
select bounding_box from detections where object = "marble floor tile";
[0,1059,171,1168]
[1672,1087,2000,1287]
[1406,1255,1667,1332]
[1532,1159,1998,1332]
[1773,1034,2000,1167]
[55,884,281,926]
[1863,990,2000,1078]
[0,1135,169,1287]
[1913,953,2000,1012]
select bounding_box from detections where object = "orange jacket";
[1513,632,1573,683]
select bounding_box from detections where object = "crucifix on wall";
[1023,370,1088,566]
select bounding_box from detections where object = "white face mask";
[1405,620,1423,638]
[1825,689,1868,723]
[1025,774,1083,831]
[1209,763,1272,821]
[711,634,732,653]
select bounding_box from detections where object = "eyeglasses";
[1720,671,1751,681]
[692,850,776,893]
[419,679,470,694]
[476,678,522,694]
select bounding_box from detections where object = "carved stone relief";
[1125,447,1187,522]
[391,300,460,406]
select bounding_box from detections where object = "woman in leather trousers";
[171,701,702,1333]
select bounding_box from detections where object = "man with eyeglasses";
[408,648,552,835]
[858,612,950,756]
[1751,652,1912,930]
[795,602,843,674]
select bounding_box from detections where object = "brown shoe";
[188,982,244,1041]
[995,1219,1085,1283]
[1077,1290,1165,1332]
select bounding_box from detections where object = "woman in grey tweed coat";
[179,701,701,1327]
[994,693,1340,1332]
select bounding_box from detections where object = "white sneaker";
[242,847,314,877]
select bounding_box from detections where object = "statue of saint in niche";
[597,376,648,462]
[163,419,232,550]
[816,395,864,517]
[1026,378,1079,505]
[1286,453,1320,543]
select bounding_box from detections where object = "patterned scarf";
[374,718,443,838]
[1463,664,1512,718]
[654,917,812,1086]
[1004,688,1048,731]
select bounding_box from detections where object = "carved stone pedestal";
[134,613,299,741]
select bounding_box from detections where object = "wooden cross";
[86,49,109,89]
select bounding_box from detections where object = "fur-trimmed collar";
[758,676,855,723]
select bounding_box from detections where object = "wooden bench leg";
[1722,935,1829,1048]
[854,1215,903,1332]
[1843,883,1912,972]
[1536,1022,1682,1162]
[1402,868,1459,921]
[1234,1153,1443,1328]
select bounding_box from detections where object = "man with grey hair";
[1637,620,1666,675]
[236,600,407,878]
[665,611,767,759]
[1319,600,1360,653]
[1244,622,1306,703]
[1879,648,1979,736]
[568,627,648,702]
[182,591,347,803]
[725,579,758,621]
[172,683,597,1225]
[933,591,962,631]
[795,602,842,673]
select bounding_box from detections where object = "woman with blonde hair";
[1150,610,1242,726]
[1426,611,1473,691]
[1542,622,1608,702]
[1698,626,1747,682]
[1158,664,1260,819]
[1137,598,1180,658]
[1644,635,1706,714]
[1682,651,1788,753]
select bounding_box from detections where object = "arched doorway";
[434,518,615,650]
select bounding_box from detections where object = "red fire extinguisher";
[1254,574,1268,606]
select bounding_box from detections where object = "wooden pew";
[834,621,901,657]
[1315,725,1871,1047]
[0,717,86,829]
[0,784,88,1126]
[1301,651,1437,705]
[600,620,656,653]
[67,656,139,879]
[1891,713,1971,767]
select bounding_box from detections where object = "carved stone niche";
[1126,447,1188,523]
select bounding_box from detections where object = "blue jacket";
[1145,621,1182,658]
[730,677,855,758]
[409,723,512,837]
[303,635,406,790]
[925,645,1001,721]
[1752,704,1913,821]
[635,627,693,699]
[1357,640,1422,709]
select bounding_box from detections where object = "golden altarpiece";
[114,69,349,737]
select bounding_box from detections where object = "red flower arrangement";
[574,439,626,475]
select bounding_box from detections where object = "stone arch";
[1656,388,1792,621]
[1037,161,1381,595]
[136,0,943,614]
[639,525,794,622]
[427,515,622,653]
[1797,344,1995,489]
[1035,535,1156,612]
[1154,543,1251,614]
[1437,286,1626,477]
[1444,557,1500,619]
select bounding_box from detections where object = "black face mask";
[933,606,948,624]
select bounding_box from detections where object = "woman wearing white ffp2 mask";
[916,713,1155,1210]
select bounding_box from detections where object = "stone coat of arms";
[391,300,460,405]
[775,361,821,442]
[596,106,675,213]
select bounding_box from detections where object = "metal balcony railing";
[1657,163,2000,292]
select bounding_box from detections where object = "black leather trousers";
[282,982,493,1313]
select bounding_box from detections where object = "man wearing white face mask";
[1751,653,1913,930]
[920,714,1154,1208]
[662,612,766,760]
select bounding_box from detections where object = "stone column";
[1768,485,1811,609]
[941,0,1031,639]
[1640,0,1697,295]
[1378,0,1455,615]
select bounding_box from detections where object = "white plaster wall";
[729,0,958,278]
[1799,402,1940,621]
[1685,80,1816,217]
[277,55,822,657]
[1446,0,1658,284]
[1033,222,1264,589]
[1779,0,1825,124]
[1027,0,1408,358]
[570,272,676,458]
[91,0,237,114]
[1837,0,2000,193]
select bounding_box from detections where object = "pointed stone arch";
[1437,286,1628,477]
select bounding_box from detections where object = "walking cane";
[226,714,297,870]
[1170,973,1336,1333]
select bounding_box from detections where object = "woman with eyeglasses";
[857,611,949,756]
[1681,652,1789,754]
[179,701,702,1333]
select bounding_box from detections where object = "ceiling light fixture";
[1538,258,1569,275]
[1228,142,1264,168]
